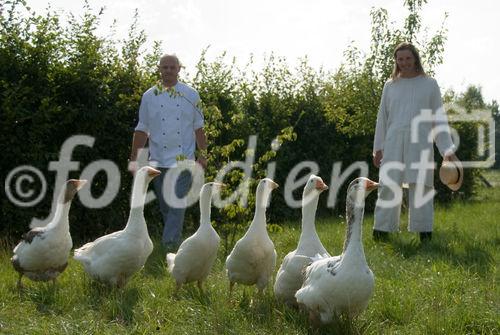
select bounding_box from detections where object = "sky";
[26,0,499,104]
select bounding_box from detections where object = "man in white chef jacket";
[129,54,207,249]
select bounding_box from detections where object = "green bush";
[0,0,483,247]
[0,1,161,242]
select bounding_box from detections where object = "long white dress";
[373,75,454,188]
[373,75,455,232]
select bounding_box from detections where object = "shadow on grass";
[275,302,309,331]
[143,241,168,279]
[22,282,62,315]
[83,278,113,308]
[230,288,368,335]
[221,286,279,327]
[82,278,140,325]
[273,300,369,335]
[311,314,369,335]
[177,284,213,306]
[238,289,276,324]
[389,231,494,275]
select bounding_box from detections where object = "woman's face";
[396,49,417,76]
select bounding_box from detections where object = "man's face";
[159,57,180,84]
[396,49,416,75]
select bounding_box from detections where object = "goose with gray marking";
[295,177,378,323]
[11,179,87,288]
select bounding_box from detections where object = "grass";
[1,176,499,334]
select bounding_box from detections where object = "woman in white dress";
[372,42,460,242]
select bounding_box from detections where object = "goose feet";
[16,275,24,290]
[308,310,321,328]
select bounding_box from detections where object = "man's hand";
[373,150,383,168]
[128,160,138,175]
[196,156,207,170]
[443,152,458,162]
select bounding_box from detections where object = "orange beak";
[315,179,329,191]
[71,179,88,190]
[365,179,379,192]
[147,167,161,178]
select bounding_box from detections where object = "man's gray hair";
[159,54,182,67]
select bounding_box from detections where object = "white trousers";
[374,183,434,233]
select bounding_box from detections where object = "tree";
[323,0,448,137]
[458,85,486,113]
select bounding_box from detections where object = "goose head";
[130,166,161,210]
[60,179,87,204]
[135,166,161,194]
[199,182,226,223]
[347,177,379,208]
[302,174,328,206]
[255,178,279,208]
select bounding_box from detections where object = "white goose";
[295,177,378,323]
[74,166,160,287]
[166,182,224,294]
[274,174,329,305]
[11,179,87,288]
[225,178,278,295]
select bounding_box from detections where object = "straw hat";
[439,160,463,191]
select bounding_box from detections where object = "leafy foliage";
[0,0,486,246]
[0,0,160,241]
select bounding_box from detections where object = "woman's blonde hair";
[391,42,426,80]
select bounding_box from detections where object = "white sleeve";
[134,93,150,135]
[373,82,389,153]
[432,80,455,156]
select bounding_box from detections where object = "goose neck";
[130,176,148,210]
[124,176,149,234]
[248,206,267,233]
[297,193,322,249]
[342,199,366,263]
[124,208,147,234]
[199,189,212,226]
[48,201,72,230]
[301,193,320,233]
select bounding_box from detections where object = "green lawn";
[1,178,499,334]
